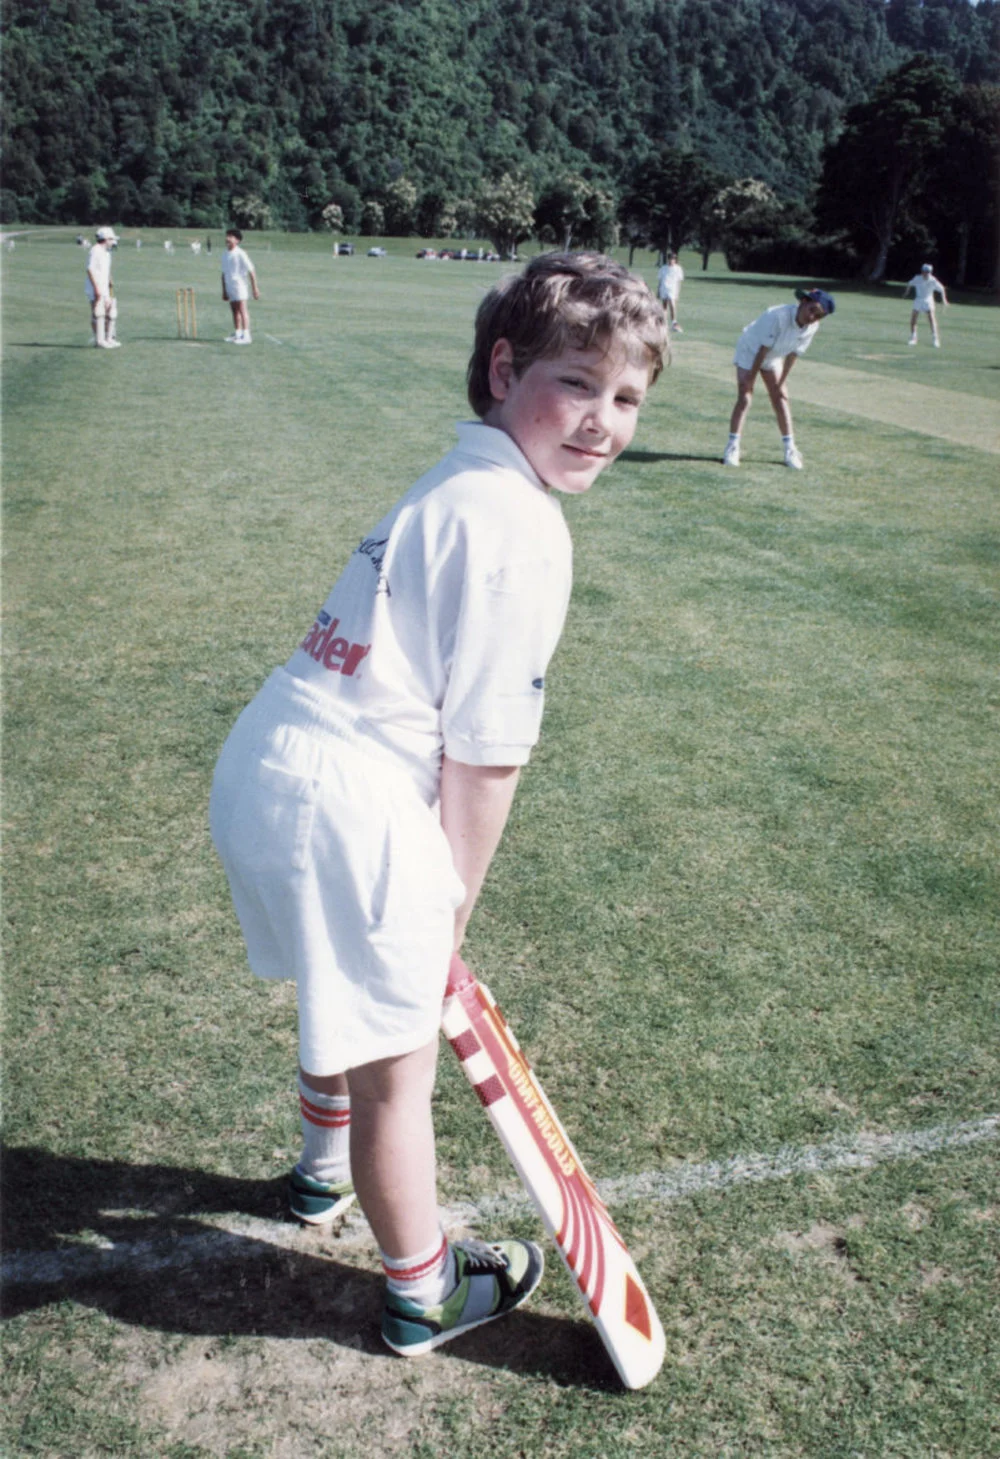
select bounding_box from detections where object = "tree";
[321,202,344,233]
[230,195,272,231]
[706,178,781,269]
[619,150,722,259]
[930,84,1000,287]
[384,176,417,235]
[817,56,961,282]
[476,173,535,258]
[535,176,590,251]
[360,199,385,236]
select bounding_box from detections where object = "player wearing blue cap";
[722,287,835,469]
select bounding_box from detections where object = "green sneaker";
[381,1238,544,1356]
[288,1166,355,1226]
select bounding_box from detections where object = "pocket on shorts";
[368,794,466,937]
[222,759,318,875]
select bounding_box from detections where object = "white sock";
[297,1078,351,1185]
[728,433,740,445]
[782,435,795,449]
[383,1233,456,1307]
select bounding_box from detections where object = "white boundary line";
[3,1115,996,1289]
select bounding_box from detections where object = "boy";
[904,263,948,348]
[210,253,667,1357]
[722,286,835,469]
[657,250,684,333]
[221,227,260,344]
[85,226,121,349]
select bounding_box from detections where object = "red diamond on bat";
[624,1274,652,1339]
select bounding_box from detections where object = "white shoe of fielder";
[784,445,804,470]
[722,440,741,467]
[908,336,917,346]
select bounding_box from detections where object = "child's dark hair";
[467,252,668,418]
[226,226,243,241]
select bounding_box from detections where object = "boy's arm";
[439,756,520,950]
[249,269,260,299]
[778,353,798,386]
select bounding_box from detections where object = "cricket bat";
[442,953,666,1390]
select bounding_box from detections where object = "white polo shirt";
[285,423,573,802]
[222,245,255,300]
[85,243,111,301]
[657,263,684,300]
[908,274,944,307]
[734,303,820,372]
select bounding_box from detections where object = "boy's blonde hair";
[467,252,668,417]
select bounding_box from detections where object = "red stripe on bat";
[475,1074,506,1108]
[448,1030,480,1062]
[625,1273,653,1340]
[461,982,626,1317]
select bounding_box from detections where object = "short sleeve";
[440,555,571,766]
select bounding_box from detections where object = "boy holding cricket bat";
[210,253,667,1356]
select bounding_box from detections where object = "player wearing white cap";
[904,264,948,348]
[85,227,121,349]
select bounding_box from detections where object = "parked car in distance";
[416,248,438,258]
[336,242,355,255]
[367,246,387,257]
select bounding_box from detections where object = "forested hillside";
[2,0,997,233]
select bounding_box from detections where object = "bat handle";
[445,952,476,998]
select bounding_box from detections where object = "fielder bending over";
[723,287,835,470]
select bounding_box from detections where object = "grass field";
[3,228,999,1458]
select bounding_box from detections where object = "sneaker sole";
[290,1190,356,1226]
[382,1247,545,1356]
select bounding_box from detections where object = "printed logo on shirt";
[532,678,544,690]
[357,536,390,596]
[300,610,371,677]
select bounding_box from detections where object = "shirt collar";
[454,421,545,491]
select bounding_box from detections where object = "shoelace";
[457,1240,512,1276]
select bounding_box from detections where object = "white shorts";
[210,669,466,1074]
[912,300,934,313]
[734,350,782,375]
[225,283,249,302]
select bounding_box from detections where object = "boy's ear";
[487,339,515,401]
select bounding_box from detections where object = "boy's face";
[484,340,649,495]
[225,233,238,250]
[795,299,826,327]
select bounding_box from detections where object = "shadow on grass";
[620,448,723,465]
[0,1145,617,1390]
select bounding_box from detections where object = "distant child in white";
[656,251,684,333]
[221,227,260,344]
[85,226,121,349]
[904,264,948,349]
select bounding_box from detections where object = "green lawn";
[3,229,998,1458]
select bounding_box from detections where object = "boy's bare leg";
[729,367,755,435]
[762,369,793,438]
[345,1039,441,1258]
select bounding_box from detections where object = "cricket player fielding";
[210,253,668,1378]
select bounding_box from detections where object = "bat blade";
[443,954,665,1390]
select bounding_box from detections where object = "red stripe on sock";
[299,1094,351,1128]
[382,1236,449,1283]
